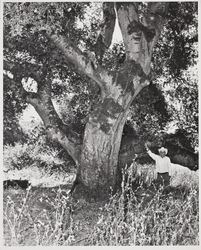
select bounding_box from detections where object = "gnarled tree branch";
[4,66,82,165]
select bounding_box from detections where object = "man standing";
[145,142,172,189]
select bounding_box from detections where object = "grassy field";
[3,162,199,246]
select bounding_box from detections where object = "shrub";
[3,139,69,173]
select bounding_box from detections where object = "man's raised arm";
[145,142,158,161]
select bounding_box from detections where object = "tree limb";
[94,2,116,62]
[116,2,169,75]
[4,71,82,164]
[47,33,109,97]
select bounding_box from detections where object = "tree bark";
[72,60,150,200]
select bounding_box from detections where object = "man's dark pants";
[152,172,170,191]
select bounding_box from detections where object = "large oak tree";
[3,2,197,200]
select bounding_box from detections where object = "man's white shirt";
[147,150,172,175]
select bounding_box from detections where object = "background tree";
[3,2,198,200]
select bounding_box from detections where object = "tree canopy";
[4,2,198,144]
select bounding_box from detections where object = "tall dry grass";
[3,187,75,246]
[3,161,199,246]
[89,162,199,245]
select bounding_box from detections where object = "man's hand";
[132,154,138,162]
[145,142,149,151]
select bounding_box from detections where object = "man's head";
[158,147,168,158]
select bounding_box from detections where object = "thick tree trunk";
[72,61,149,200]
[75,109,129,200]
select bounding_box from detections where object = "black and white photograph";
[2,0,199,246]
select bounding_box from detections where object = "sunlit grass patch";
[170,163,199,188]
[3,142,76,188]
[128,161,199,189]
